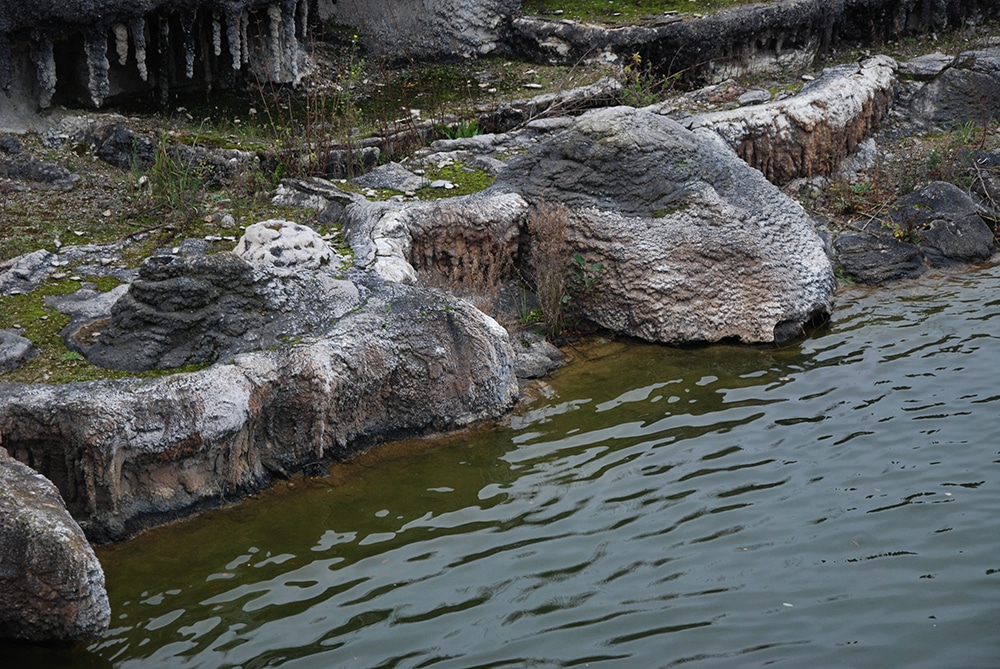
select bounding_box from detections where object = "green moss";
[419,163,495,199]
[0,278,216,384]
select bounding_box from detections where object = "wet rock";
[493,106,834,344]
[0,452,110,641]
[894,182,996,267]
[0,330,36,373]
[512,336,565,379]
[834,233,926,284]
[834,183,994,282]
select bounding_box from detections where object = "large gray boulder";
[491,106,835,344]
[0,451,110,641]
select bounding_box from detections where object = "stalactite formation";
[1,0,310,110]
[28,35,56,108]
[84,30,111,108]
[130,17,149,83]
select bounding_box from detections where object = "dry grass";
[416,212,515,317]
[525,200,571,337]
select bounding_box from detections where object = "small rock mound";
[233,219,342,274]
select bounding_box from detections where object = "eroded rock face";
[493,106,835,344]
[687,56,897,185]
[512,0,1000,85]
[0,275,518,542]
[0,451,110,641]
[345,192,528,286]
[909,48,1000,129]
[317,0,520,60]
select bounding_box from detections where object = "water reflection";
[5,265,1000,668]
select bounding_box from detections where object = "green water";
[5,264,1000,668]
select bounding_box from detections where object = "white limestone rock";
[234,219,344,275]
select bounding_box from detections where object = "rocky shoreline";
[2,0,999,645]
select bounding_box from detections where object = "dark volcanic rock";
[896,181,996,267]
[0,452,110,641]
[834,182,995,282]
[835,233,926,284]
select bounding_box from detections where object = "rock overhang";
[1,0,310,111]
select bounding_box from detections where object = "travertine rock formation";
[0,451,110,641]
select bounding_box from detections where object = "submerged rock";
[0,452,110,641]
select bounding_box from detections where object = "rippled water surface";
[9,265,1000,668]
